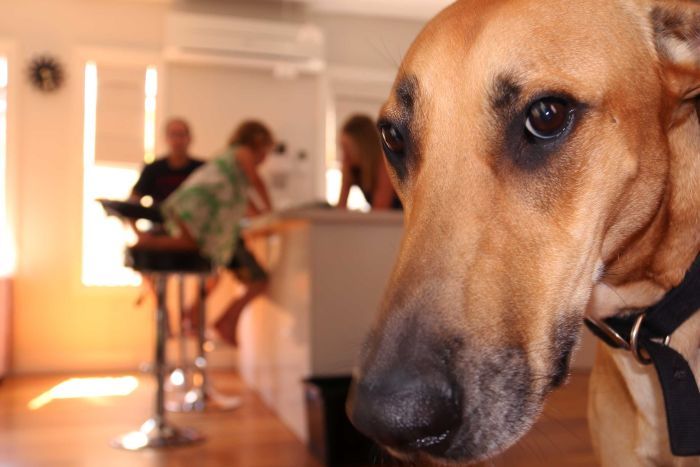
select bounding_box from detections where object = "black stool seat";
[99,199,164,223]
[96,199,211,273]
[127,248,212,273]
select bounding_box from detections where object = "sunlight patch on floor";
[28,376,139,410]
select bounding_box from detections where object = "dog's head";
[347,0,700,463]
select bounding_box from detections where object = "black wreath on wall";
[27,55,65,93]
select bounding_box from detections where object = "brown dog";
[347,0,700,465]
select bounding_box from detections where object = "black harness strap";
[584,254,700,457]
[646,342,700,456]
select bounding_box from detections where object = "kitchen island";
[238,207,404,441]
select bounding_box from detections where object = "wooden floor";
[0,371,597,467]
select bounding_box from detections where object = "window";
[0,56,14,278]
[81,61,158,287]
[144,67,157,164]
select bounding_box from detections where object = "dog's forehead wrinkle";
[490,73,523,111]
[652,3,700,48]
[396,74,418,113]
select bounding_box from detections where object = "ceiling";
[302,0,454,20]
[162,0,454,21]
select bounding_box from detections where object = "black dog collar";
[584,254,700,457]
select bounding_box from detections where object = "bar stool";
[99,200,243,448]
[166,273,242,413]
[112,248,211,450]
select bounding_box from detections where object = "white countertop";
[244,206,404,234]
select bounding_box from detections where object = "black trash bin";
[303,376,384,466]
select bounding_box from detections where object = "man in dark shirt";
[131,118,204,204]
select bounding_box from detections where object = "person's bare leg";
[138,274,176,337]
[185,273,220,334]
[214,280,268,346]
[135,274,155,306]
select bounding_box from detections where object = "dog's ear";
[648,2,700,287]
[651,1,700,100]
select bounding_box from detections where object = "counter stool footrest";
[166,386,242,413]
[111,417,204,450]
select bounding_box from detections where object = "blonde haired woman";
[338,114,401,210]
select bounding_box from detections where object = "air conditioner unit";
[164,12,325,76]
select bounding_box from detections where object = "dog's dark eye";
[380,124,405,156]
[525,98,572,140]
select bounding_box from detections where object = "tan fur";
[355,0,700,464]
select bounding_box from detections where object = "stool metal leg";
[112,274,204,450]
[178,274,189,368]
[170,274,188,390]
[197,274,208,396]
[177,274,241,412]
[165,274,190,410]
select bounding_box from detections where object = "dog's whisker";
[533,418,565,453]
[539,409,590,444]
[601,281,630,309]
[529,424,559,463]
[512,430,547,465]
[370,37,403,70]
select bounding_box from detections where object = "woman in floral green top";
[137,121,274,345]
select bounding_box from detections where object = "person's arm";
[129,181,143,203]
[126,165,154,231]
[237,147,273,212]
[337,156,352,209]
[371,160,397,210]
[130,164,153,203]
[246,200,262,217]
[135,219,197,251]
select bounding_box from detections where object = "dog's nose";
[347,365,461,455]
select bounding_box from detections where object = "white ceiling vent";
[164,12,325,76]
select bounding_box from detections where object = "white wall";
[0,0,426,374]
[0,279,10,378]
[165,63,322,205]
[315,13,424,70]
[2,0,167,374]
[172,0,308,22]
